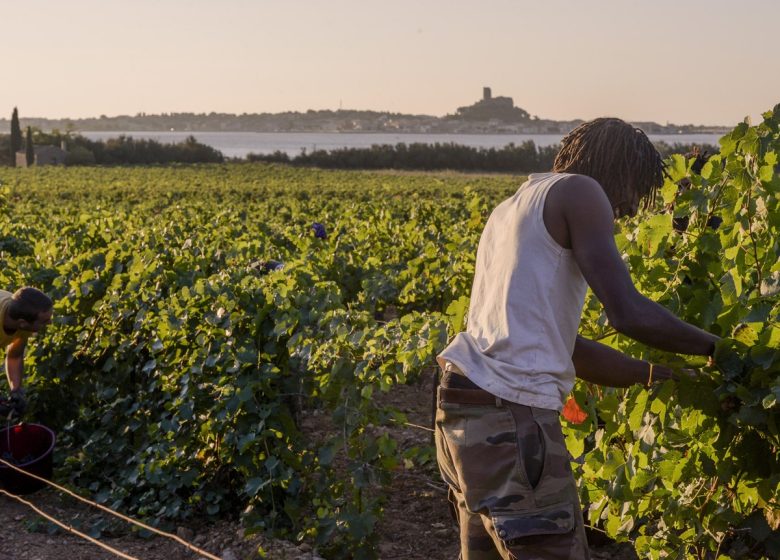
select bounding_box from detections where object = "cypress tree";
[10,107,22,166]
[25,127,34,167]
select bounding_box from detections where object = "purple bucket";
[0,423,56,495]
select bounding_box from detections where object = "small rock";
[221,548,238,560]
[177,526,194,541]
[298,543,312,552]
[194,534,208,545]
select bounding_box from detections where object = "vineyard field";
[0,105,779,560]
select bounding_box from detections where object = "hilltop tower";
[455,87,530,123]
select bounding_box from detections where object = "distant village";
[0,88,729,136]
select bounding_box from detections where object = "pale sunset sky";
[2,0,777,126]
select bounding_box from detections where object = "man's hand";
[9,388,27,417]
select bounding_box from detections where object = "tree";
[25,127,34,166]
[10,107,22,166]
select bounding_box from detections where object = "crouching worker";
[435,118,718,559]
[0,287,53,418]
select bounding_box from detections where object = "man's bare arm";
[560,176,718,356]
[6,337,26,391]
[573,336,673,387]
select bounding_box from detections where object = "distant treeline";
[249,142,559,173]
[0,132,223,166]
[247,141,719,173]
[70,135,223,165]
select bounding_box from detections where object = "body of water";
[80,131,726,159]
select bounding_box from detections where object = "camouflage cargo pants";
[435,371,590,560]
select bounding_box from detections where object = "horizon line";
[0,109,734,129]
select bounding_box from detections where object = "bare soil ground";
[0,376,638,559]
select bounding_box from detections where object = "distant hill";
[0,89,730,135]
[452,87,531,123]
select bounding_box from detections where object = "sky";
[2,0,778,126]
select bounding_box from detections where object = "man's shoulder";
[0,290,12,319]
[553,173,603,192]
[549,174,611,208]
[521,172,601,196]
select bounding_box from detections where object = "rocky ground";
[0,375,638,559]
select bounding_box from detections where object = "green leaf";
[319,444,336,466]
[760,165,775,183]
[628,390,649,432]
[661,181,678,206]
[733,324,758,346]
[636,214,672,257]
[244,477,268,496]
[714,339,749,380]
[667,154,688,182]
[564,428,585,458]
[445,295,469,332]
[719,270,742,305]
[762,392,777,409]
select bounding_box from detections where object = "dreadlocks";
[553,118,665,212]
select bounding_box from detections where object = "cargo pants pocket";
[491,502,581,560]
[491,502,575,543]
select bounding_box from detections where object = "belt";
[439,362,503,407]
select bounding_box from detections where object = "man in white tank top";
[435,118,719,560]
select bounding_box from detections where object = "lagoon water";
[81,131,725,159]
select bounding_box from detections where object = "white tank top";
[437,173,588,411]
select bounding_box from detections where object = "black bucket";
[0,423,56,495]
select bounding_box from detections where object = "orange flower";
[562,396,588,424]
